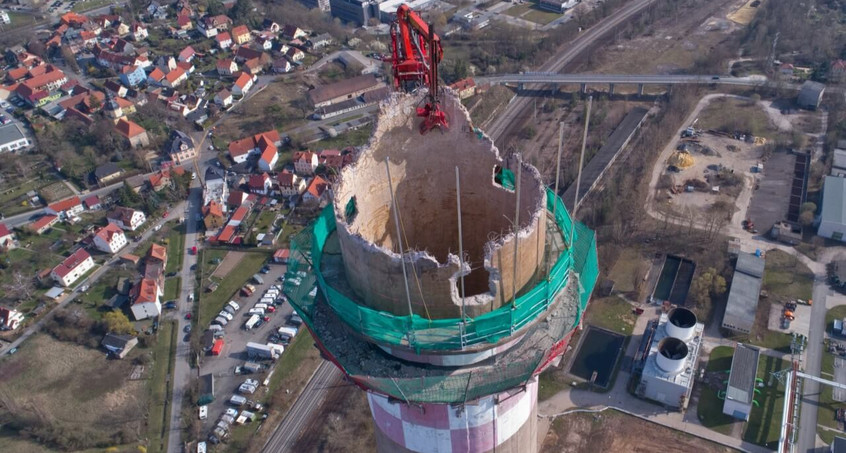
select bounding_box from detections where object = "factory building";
[723,343,760,421]
[637,308,704,409]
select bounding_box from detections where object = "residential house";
[130,22,148,41]
[104,80,128,98]
[307,33,333,49]
[168,130,196,164]
[303,176,330,205]
[198,14,231,38]
[0,307,24,330]
[232,72,253,97]
[119,64,147,87]
[148,169,173,192]
[232,25,251,45]
[51,248,95,287]
[450,78,476,99]
[216,58,238,76]
[176,13,193,30]
[282,24,307,40]
[258,138,278,171]
[0,11,10,25]
[243,57,263,75]
[293,151,319,175]
[45,196,83,220]
[286,47,305,62]
[277,171,305,197]
[0,123,30,153]
[256,34,274,51]
[227,190,248,209]
[214,88,233,107]
[147,1,168,20]
[0,223,16,249]
[101,333,138,358]
[778,63,794,77]
[147,243,167,265]
[203,200,226,229]
[29,215,58,234]
[115,118,150,148]
[216,31,233,50]
[130,278,161,320]
[83,195,102,210]
[147,67,166,85]
[227,130,281,163]
[272,58,292,74]
[248,173,272,195]
[178,46,196,63]
[831,60,846,84]
[262,19,281,33]
[107,206,146,231]
[93,223,127,254]
[163,66,187,88]
[94,162,124,185]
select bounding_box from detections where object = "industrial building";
[819,176,846,241]
[723,344,760,420]
[283,92,598,453]
[637,308,704,409]
[722,253,765,334]
[329,0,380,25]
[538,0,579,13]
[797,80,825,110]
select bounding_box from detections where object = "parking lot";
[196,261,301,438]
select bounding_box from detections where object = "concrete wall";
[334,91,547,319]
[368,377,538,453]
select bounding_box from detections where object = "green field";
[697,97,781,139]
[697,346,737,435]
[585,296,636,335]
[164,276,181,301]
[538,368,570,402]
[743,355,790,448]
[198,251,270,326]
[165,226,185,274]
[762,250,813,303]
[147,321,177,453]
[503,2,563,25]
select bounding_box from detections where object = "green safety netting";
[283,184,598,353]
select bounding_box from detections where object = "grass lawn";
[165,226,185,274]
[538,368,570,402]
[164,276,182,301]
[254,210,277,233]
[313,124,373,148]
[697,346,737,435]
[762,250,814,303]
[504,3,532,17]
[146,321,177,453]
[222,329,323,452]
[826,305,846,335]
[608,248,648,295]
[277,223,304,247]
[6,12,36,28]
[80,265,137,320]
[524,6,564,25]
[697,97,781,139]
[584,296,636,335]
[743,355,791,449]
[198,251,270,326]
[73,0,114,12]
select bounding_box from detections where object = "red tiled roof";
[273,248,289,260]
[216,58,235,70]
[177,14,191,27]
[293,151,315,163]
[95,223,124,242]
[233,72,251,89]
[450,77,476,90]
[31,215,57,231]
[178,46,195,60]
[228,130,278,157]
[305,176,329,199]
[165,66,186,83]
[115,118,146,138]
[203,200,224,218]
[216,31,232,42]
[259,141,277,164]
[277,171,294,186]
[0,223,11,238]
[249,173,270,190]
[217,225,236,243]
[83,195,100,208]
[230,206,248,222]
[52,248,91,278]
[131,278,158,304]
[232,24,249,38]
[148,67,165,82]
[48,196,81,213]
[148,243,167,262]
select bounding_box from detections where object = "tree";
[119,180,142,208]
[229,0,254,22]
[799,210,815,226]
[2,270,35,303]
[100,311,135,335]
[689,267,726,310]
[207,0,225,15]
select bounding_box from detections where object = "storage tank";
[665,307,697,341]
[656,337,689,374]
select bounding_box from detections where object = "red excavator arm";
[390,4,448,134]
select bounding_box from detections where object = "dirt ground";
[212,251,245,279]
[213,77,310,143]
[540,409,738,452]
[0,334,146,447]
[291,382,375,453]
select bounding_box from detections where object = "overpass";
[475,73,770,95]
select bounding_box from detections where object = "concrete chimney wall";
[333,91,547,319]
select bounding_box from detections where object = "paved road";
[476,73,770,86]
[260,360,342,453]
[166,180,203,453]
[0,204,184,355]
[484,0,660,141]
[797,280,830,452]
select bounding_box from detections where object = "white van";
[199,405,208,420]
[227,301,240,311]
[248,308,265,316]
[208,324,223,332]
[229,395,247,406]
[218,311,234,321]
[213,316,229,326]
[277,326,298,340]
[254,303,268,310]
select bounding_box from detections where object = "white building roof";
[822,175,846,227]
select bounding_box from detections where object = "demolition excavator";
[389,4,449,134]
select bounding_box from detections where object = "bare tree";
[3,270,35,303]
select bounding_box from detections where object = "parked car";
[164,301,177,309]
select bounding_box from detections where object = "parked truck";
[229,395,247,407]
[246,342,278,359]
[277,326,298,341]
[244,314,260,330]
